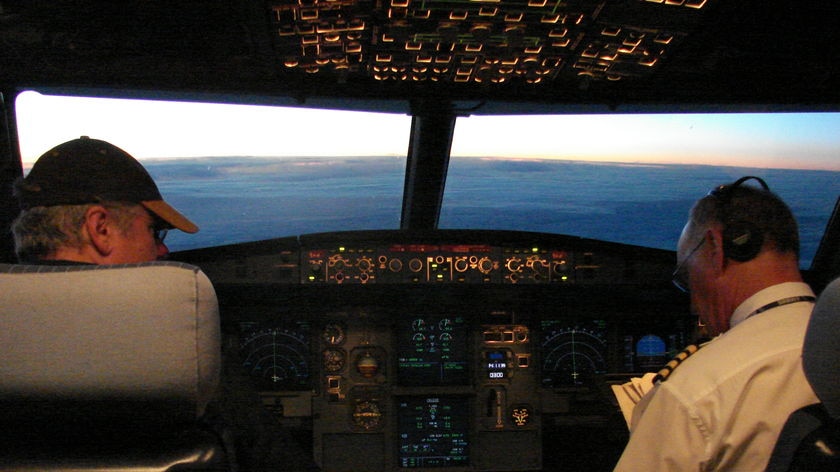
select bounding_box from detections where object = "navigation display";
[397,396,470,468]
[396,315,469,386]
[239,319,312,391]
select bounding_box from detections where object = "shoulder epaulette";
[653,344,699,383]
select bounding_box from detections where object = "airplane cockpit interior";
[1,1,839,471]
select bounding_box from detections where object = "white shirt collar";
[730,282,815,328]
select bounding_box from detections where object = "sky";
[15,91,840,171]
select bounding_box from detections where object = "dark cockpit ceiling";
[2,0,839,115]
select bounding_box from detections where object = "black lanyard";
[745,295,816,320]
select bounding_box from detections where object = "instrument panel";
[175,230,692,471]
[304,244,568,284]
[310,310,543,471]
[181,230,677,287]
[230,312,690,471]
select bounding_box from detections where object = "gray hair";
[687,185,799,257]
[12,202,142,262]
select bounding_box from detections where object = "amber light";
[270,0,709,84]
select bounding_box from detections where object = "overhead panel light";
[270,0,710,85]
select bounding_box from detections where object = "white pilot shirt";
[614,282,819,471]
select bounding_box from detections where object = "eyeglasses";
[154,227,169,243]
[671,238,704,293]
[149,214,169,243]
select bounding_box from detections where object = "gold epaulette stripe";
[653,344,699,383]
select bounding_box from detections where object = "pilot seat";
[0,262,228,471]
[765,277,840,472]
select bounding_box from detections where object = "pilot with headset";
[614,177,819,471]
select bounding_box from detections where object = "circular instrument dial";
[322,348,346,372]
[322,322,346,346]
[352,400,383,430]
[240,322,311,391]
[541,325,607,388]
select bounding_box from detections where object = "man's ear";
[705,227,727,272]
[83,205,114,256]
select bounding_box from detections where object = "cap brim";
[141,200,199,234]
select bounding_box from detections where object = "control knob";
[388,258,403,272]
[478,257,494,274]
[408,258,423,272]
[357,257,373,272]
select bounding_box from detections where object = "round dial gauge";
[322,322,346,346]
[322,348,346,372]
[352,400,383,430]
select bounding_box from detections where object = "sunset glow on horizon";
[15,91,840,172]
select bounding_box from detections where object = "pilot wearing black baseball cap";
[12,136,198,263]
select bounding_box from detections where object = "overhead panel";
[269,0,711,86]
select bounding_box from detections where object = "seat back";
[803,277,840,418]
[0,262,225,471]
[765,277,840,472]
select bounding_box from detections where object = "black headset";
[707,176,770,262]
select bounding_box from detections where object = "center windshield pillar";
[401,99,456,230]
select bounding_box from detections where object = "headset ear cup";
[722,223,763,262]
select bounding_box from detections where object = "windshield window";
[443,114,840,268]
[15,91,411,249]
[15,92,839,268]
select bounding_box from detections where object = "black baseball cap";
[15,136,198,233]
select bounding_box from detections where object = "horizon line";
[20,154,840,173]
